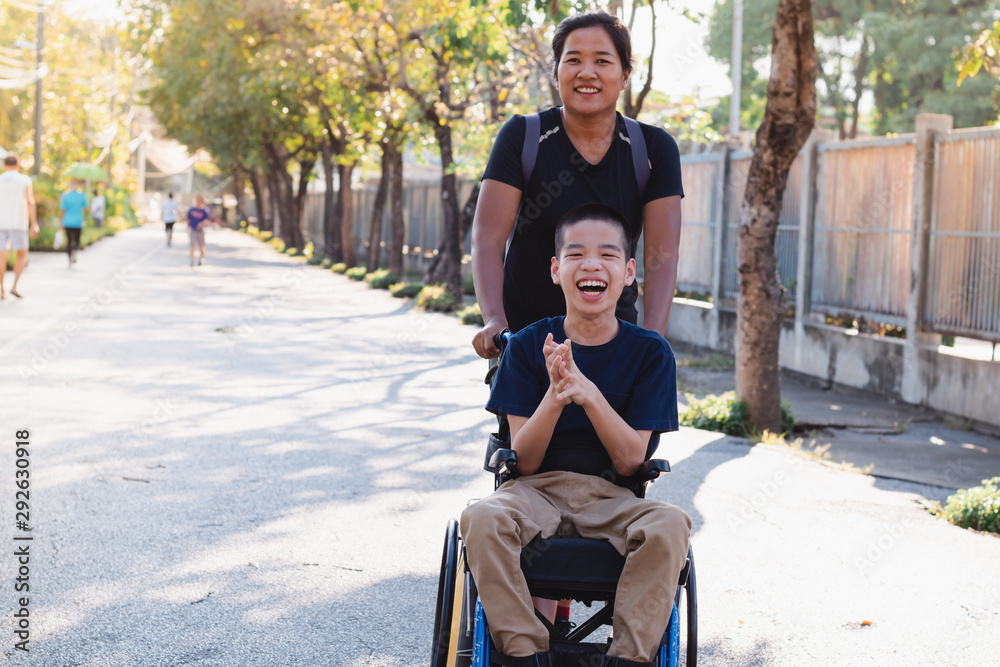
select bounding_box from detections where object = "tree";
[735,0,817,433]
[392,0,510,298]
[706,0,1000,137]
[957,20,1000,91]
[2,3,136,186]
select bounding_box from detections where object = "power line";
[0,63,47,89]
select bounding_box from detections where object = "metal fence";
[810,136,915,324]
[721,151,803,301]
[298,121,1000,343]
[672,153,722,293]
[926,127,1000,339]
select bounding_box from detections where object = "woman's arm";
[640,195,682,336]
[471,179,522,358]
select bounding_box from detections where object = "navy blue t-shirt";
[487,317,679,479]
[482,107,684,333]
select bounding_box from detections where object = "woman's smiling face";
[556,26,629,116]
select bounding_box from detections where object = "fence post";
[793,129,833,366]
[902,113,952,404]
[709,147,730,349]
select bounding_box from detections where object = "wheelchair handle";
[493,328,512,356]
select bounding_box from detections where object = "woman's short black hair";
[551,12,634,78]
[554,203,630,257]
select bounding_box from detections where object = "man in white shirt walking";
[0,153,39,300]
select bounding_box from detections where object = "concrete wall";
[662,299,1000,428]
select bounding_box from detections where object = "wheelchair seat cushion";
[520,537,625,601]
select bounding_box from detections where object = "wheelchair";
[432,332,697,667]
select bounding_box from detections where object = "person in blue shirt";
[186,194,212,267]
[59,181,88,265]
[460,203,692,667]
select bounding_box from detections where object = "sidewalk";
[7,226,997,494]
[676,346,1000,491]
[3,223,999,666]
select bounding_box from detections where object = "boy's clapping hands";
[542,333,598,408]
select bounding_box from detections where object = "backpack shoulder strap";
[623,116,650,198]
[520,113,541,188]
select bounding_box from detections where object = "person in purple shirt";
[187,194,212,267]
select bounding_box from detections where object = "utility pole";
[33,8,45,175]
[729,0,744,143]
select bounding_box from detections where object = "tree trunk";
[460,183,480,243]
[338,162,357,267]
[293,154,315,251]
[249,170,270,232]
[262,140,308,250]
[320,140,341,262]
[621,0,655,119]
[231,166,249,225]
[848,33,869,140]
[735,0,817,434]
[388,138,405,277]
[424,122,462,298]
[265,167,281,235]
[366,145,390,272]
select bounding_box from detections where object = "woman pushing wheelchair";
[464,12,688,665]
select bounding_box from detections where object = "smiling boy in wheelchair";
[460,203,692,667]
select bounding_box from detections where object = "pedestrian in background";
[161,192,179,246]
[0,153,39,299]
[187,194,211,267]
[60,180,88,266]
[90,188,106,228]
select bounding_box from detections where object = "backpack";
[519,110,650,198]
[506,110,650,258]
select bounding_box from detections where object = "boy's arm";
[504,332,570,476]
[507,391,564,476]
[550,340,650,476]
[581,399,651,477]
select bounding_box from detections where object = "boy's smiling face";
[551,218,635,317]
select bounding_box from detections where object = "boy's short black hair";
[554,203,630,257]
[3,154,18,167]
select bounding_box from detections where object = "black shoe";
[554,618,575,638]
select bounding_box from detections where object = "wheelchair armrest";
[488,448,519,477]
[641,459,671,481]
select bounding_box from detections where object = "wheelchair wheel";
[432,520,476,667]
[682,545,698,667]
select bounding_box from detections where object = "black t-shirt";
[482,107,684,333]
[486,317,679,479]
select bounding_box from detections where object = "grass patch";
[754,431,876,475]
[416,284,458,312]
[345,266,367,281]
[457,302,484,326]
[934,477,1000,534]
[364,269,400,289]
[389,281,424,298]
[677,351,735,371]
[680,391,794,437]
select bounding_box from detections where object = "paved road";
[1,224,998,666]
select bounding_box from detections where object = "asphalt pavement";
[1,223,998,666]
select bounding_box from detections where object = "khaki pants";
[460,471,691,662]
